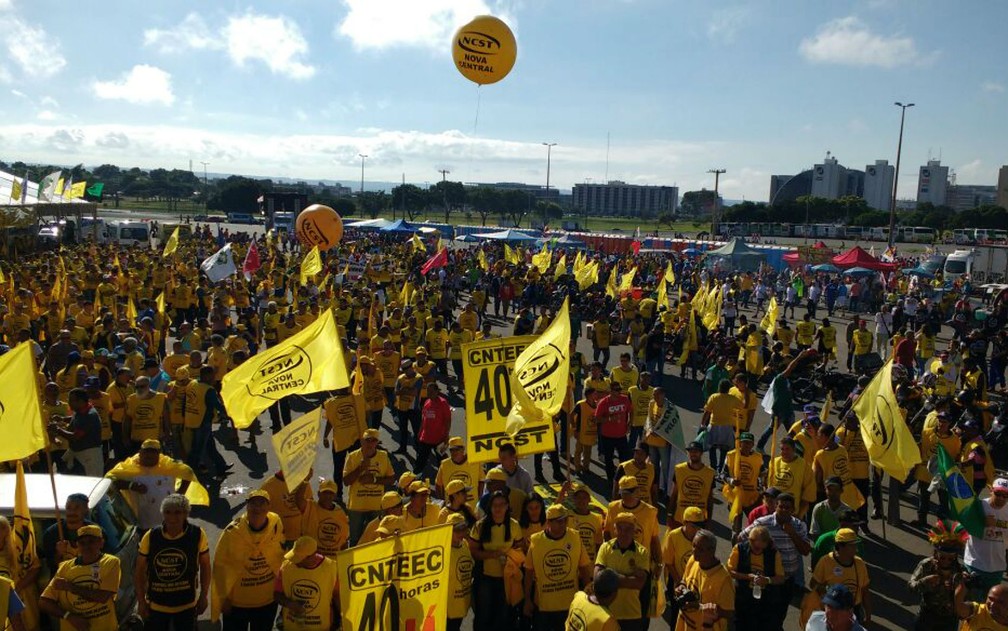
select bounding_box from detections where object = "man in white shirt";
[964,477,1008,600]
[874,309,893,355]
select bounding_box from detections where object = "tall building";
[946,185,997,212]
[917,159,949,206]
[862,160,894,211]
[571,181,678,217]
[811,154,847,199]
[998,165,1008,209]
[769,175,793,203]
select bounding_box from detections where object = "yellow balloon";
[296,204,344,252]
[452,15,517,86]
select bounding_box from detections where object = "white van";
[108,220,151,247]
[944,249,977,281]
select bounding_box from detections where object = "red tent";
[831,246,897,271]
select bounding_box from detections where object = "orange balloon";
[295,204,343,251]
[452,15,517,86]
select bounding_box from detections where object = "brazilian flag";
[936,444,986,537]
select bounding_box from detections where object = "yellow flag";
[553,254,567,280]
[760,296,779,338]
[271,407,322,492]
[504,243,520,264]
[665,260,675,287]
[853,359,921,480]
[656,271,668,310]
[126,297,138,323]
[68,181,87,199]
[10,178,22,202]
[410,233,425,252]
[0,267,5,284]
[573,251,585,273]
[400,280,414,306]
[532,246,552,274]
[300,245,322,286]
[822,390,833,422]
[605,265,619,298]
[618,267,637,293]
[155,291,166,315]
[54,177,64,195]
[221,310,350,428]
[702,285,723,331]
[506,297,571,435]
[477,249,489,271]
[575,260,598,290]
[0,344,46,461]
[336,524,452,631]
[13,461,40,630]
[162,227,180,258]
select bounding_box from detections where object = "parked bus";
[901,226,936,243]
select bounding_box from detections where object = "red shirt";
[747,504,773,525]
[419,395,452,445]
[894,337,916,368]
[595,393,632,438]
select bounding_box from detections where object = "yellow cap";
[77,525,104,539]
[485,468,507,483]
[447,436,465,449]
[381,491,404,510]
[247,489,271,502]
[683,506,706,523]
[415,346,428,355]
[835,528,860,544]
[376,515,403,536]
[362,428,380,441]
[570,482,591,496]
[614,512,637,526]
[398,471,417,490]
[407,480,430,495]
[318,480,338,495]
[81,350,94,359]
[445,479,470,497]
[445,513,468,529]
[618,475,638,491]
[358,355,373,365]
[175,366,190,379]
[545,504,568,520]
[140,439,161,451]
[284,536,318,563]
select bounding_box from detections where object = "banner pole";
[45,448,65,542]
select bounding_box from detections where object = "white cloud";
[955,159,986,184]
[336,0,508,51]
[93,65,176,106]
[223,13,315,79]
[982,80,1005,93]
[143,13,221,54]
[36,110,58,121]
[707,7,750,43]
[3,18,66,79]
[799,16,925,68]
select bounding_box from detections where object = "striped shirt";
[742,513,810,577]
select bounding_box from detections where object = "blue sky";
[0,0,1005,201]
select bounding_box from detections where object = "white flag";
[38,170,61,202]
[200,243,237,283]
[761,376,777,416]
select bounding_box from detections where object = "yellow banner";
[301,245,322,286]
[337,524,452,631]
[574,260,597,290]
[854,359,920,481]
[0,344,46,461]
[162,227,180,258]
[222,310,350,429]
[271,407,322,492]
[506,298,571,434]
[461,336,557,464]
[532,246,551,274]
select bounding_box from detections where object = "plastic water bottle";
[752,573,763,600]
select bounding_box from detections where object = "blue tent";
[845,267,875,276]
[473,229,540,242]
[902,266,935,278]
[811,263,840,273]
[380,219,418,234]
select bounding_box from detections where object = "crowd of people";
[0,224,1004,631]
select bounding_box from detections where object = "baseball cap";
[397,472,417,490]
[822,584,855,609]
[993,478,1008,495]
[614,512,637,526]
[448,436,465,449]
[686,441,704,452]
[407,480,430,495]
[683,506,706,523]
[739,432,755,443]
[415,346,428,355]
[318,480,338,495]
[618,476,639,492]
[77,525,104,539]
[570,482,591,496]
[140,439,161,451]
[803,404,820,414]
[445,513,468,529]
[362,428,380,441]
[545,505,569,520]
[285,536,318,563]
[805,415,822,428]
[445,480,471,497]
[762,487,781,498]
[83,376,101,389]
[247,489,270,502]
[485,468,508,483]
[175,366,190,380]
[380,492,404,511]
[835,528,860,544]
[376,515,403,536]
[825,476,844,489]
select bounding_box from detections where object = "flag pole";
[44,449,65,542]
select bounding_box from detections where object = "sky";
[0,0,1005,201]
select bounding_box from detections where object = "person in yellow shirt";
[701,380,743,472]
[914,412,960,527]
[954,583,1008,631]
[810,528,872,625]
[401,480,439,532]
[124,375,169,450]
[424,318,450,376]
[161,341,189,380]
[40,524,121,631]
[590,318,613,368]
[447,321,473,392]
[445,513,474,631]
[609,353,639,392]
[662,506,706,614]
[259,470,313,545]
[342,429,396,545]
[769,437,817,519]
[814,318,838,362]
[373,340,401,411]
[673,529,735,631]
[522,505,592,627]
[613,443,657,505]
[796,314,816,351]
[851,320,874,372]
[469,490,523,630]
[571,389,601,475]
[274,536,339,631]
[566,569,621,631]
[593,512,649,626]
[435,437,483,513]
[723,432,764,536]
[669,442,716,527]
[603,476,662,567]
[302,480,349,557]
[626,371,653,447]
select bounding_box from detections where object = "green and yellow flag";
[854,359,920,481]
[936,444,986,537]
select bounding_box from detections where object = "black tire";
[792,377,818,405]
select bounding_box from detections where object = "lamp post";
[888,102,914,248]
[358,153,368,195]
[707,168,725,239]
[584,176,592,230]
[200,161,209,210]
[542,142,557,226]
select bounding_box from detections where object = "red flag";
[243,241,261,277]
[420,248,448,274]
[631,225,641,254]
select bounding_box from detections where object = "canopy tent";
[903,266,935,278]
[378,219,419,234]
[454,233,482,242]
[831,246,897,271]
[473,229,540,242]
[703,237,766,272]
[345,218,393,231]
[539,234,587,250]
[811,263,840,273]
[844,267,876,276]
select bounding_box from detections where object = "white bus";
[901,226,936,243]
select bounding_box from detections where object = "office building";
[571,181,678,217]
[998,165,1008,209]
[917,159,949,206]
[470,181,561,203]
[811,154,847,199]
[769,175,793,203]
[946,184,997,212]
[862,160,894,211]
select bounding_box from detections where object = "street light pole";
[888,102,914,248]
[359,154,368,195]
[437,169,451,223]
[200,161,209,210]
[707,168,726,238]
[542,142,557,226]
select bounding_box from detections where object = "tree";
[357,191,390,219]
[391,184,429,221]
[657,213,677,230]
[680,189,719,216]
[502,190,533,227]
[536,201,564,222]
[467,187,503,226]
[207,176,269,214]
[430,180,466,223]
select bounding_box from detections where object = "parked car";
[0,473,139,627]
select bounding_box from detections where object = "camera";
[674,588,699,608]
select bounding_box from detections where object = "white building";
[811,155,846,199]
[571,181,678,217]
[862,160,894,211]
[998,165,1008,210]
[917,159,949,206]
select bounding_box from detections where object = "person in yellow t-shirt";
[769,437,817,519]
[211,490,285,626]
[424,319,450,374]
[603,476,662,567]
[274,536,339,631]
[673,529,735,631]
[523,505,592,624]
[469,491,524,625]
[445,513,474,629]
[260,471,314,544]
[401,481,440,532]
[626,371,653,447]
[796,314,816,350]
[609,353,639,392]
[124,376,168,448]
[702,379,744,472]
[302,481,349,558]
[559,481,605,560]
[954,584,1008,631]
[342,429,396,545]
[723,432,765,535]
[566,569,621,631]
[447,322,473,391]
[590,319,613,368]
[593,512,649,624]
[435,437,484,512]
[810,528,872,625]
[40,525,121,631]
[668,442,716,527]
[613,444,657,505]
